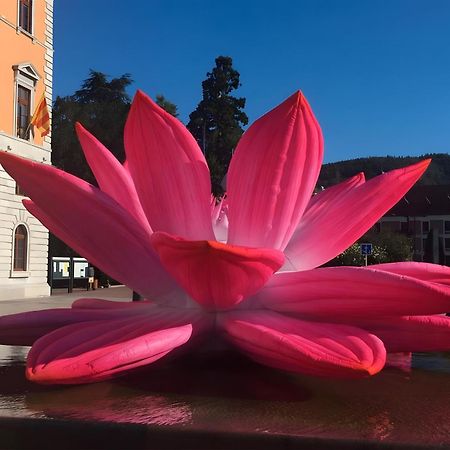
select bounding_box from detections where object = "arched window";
[13,225,28,271]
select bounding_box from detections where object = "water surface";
[0,344,449,447]
[0,289,449,447]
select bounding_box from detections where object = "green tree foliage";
[73,71,131,104]
[50,70,133,257]
[331,243,387,266]
[318,154,450,188]
[155,94,179,117]
[328,231,413,266]
[187,56,248,194]
[52,70,132,185]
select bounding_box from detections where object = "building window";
[15,183,27,196]
[400,221,408,233]
[12,63,40,142]
[16,85,31,140]
[422,239,428,253]
[13,225,28,271]
[422,221,430,234]
[19,0,33,34]
[445,221,450,233]
[445,238,450,251]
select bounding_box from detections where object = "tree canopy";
[187,56,248,194]
[155,94,179,117]
[50,70,133,257]
[73,71,132,104]
[52,70,133,184]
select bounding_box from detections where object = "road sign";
[360,243,373,255]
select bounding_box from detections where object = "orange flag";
[30,93,50,137]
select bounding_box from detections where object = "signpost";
[360,243,373,266]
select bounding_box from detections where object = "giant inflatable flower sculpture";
[0,91,449,385]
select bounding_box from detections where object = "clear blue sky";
[54,0,450,163]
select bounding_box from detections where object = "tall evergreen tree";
[187,56,248,193]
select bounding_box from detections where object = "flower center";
[151,231,285,311]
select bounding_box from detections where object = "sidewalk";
[0,285,133,315]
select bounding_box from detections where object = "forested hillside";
[318,153,450,187]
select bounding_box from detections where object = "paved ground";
[0,285,133,315]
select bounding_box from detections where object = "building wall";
[379,215,450,265]
[0,0,53,299]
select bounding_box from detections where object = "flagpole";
[24,121,32,139]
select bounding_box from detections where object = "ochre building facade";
[0,0,53,299]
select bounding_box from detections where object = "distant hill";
[318,153,450,188]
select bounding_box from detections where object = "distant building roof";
[386,185,450,216]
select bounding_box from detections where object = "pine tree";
[187,56,248,194]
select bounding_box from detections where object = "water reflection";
[366,411,394,441]
[0,344,449,446]
[27,384,193,426]
[0,345,28,367]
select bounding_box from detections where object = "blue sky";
[54,0,450,163]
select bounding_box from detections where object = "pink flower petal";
[211,196,229,242]
[24,199,176,300]
[71,298,154,309]
[124,91,214,240]
[304,172,366,215]
[284,160,430,270]
[151,231,285,310]
[219,311,386,378]
[0,301,156,346]
[75,123,151,234]
[213,212,229,243]
[211,195,223,223]
[227,92,323,250]
[0,152,177,299]
[367,262,450,286]
[26,308,199,384]
[281,173,365,270]
[257,266,450,318]
[360,315,450,353]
